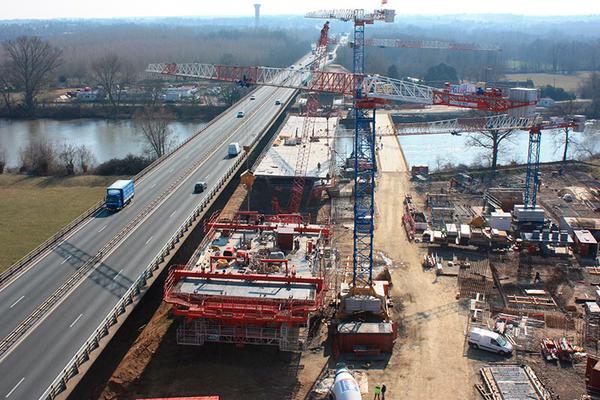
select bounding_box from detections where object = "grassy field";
[504,72,592,93]
[0,174,117,273]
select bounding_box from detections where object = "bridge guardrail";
[39,88,296,400]
[0,115,234,287]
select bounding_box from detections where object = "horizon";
[3,0,600,21]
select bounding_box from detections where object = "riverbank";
[0,174,116,272]
[0,103,227,121]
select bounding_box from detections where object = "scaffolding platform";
[163,212,331,351]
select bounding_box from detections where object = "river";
[335,126,599,170]
[0,119,205,168]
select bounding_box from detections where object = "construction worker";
[374,384,381,400]
[381,384,387,400]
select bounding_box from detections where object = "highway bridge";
[0,54,313,399]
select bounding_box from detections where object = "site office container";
[332,321,397,358]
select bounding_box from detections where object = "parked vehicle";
[228,142,241,157]
[237,111,245,118]
[194,181,207,193]
[106,179,134,211]
[330,366,362,400]
[468,327,513,355]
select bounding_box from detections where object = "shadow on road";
[53,241,133,298]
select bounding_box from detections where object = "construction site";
[7,6,599,400]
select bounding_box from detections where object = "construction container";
[489,211,512,231]
[513,205,545,224]
[507,87,539,118]
[333,321,396,358]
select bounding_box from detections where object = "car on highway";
[250,95,256,100]
[194,181,207,193]
[237,111,245,118]
[275,100,282,105]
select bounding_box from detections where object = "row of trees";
[0,24,310,116]
[18,141,94,176]
[0,105,176,176]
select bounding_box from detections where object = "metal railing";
[0,122,211,288]
[39,88,297,400]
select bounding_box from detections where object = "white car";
[468,327,513,355]
[250,96,256,101]
[236,111,245,118]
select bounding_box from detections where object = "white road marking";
[5,377,25,398]
[98,224,108,233]
[69,313,83,328]
[169,210,177,218]
[150,183,157,189]
[9,296,24,309]
[60,256,72,265]
[145,236,153,245]
[113,269,124,281]
[169,167,174,173]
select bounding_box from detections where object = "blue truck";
[105,179,135,211]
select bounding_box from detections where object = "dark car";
[194,181,207,193]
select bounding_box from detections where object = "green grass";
[0,174,117,273]
[503,72,591,93]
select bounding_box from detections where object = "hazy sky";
[3,0,600,20]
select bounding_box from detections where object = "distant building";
[163,86,198,103]
[538,97,555,108]
[75,88,104,102]
[254,4,261,27]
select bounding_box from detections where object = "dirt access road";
[367,114,476,399]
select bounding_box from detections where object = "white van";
[468,327,513,355]
[228,142,241,157]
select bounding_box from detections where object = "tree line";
[0,24,310,116]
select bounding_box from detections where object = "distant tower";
[254,4,261,27]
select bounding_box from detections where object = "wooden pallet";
[507,295,557,308]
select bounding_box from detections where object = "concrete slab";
[254,116,337,179]
[376,113,407,173]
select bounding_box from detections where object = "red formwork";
[164,270,326,326]
[205,211,331,239]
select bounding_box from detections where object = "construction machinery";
[146,7,538,356]
[286,21,330,214]
[392,116,585,221]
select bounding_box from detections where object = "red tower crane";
[285,21,330,214]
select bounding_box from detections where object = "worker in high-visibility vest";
[374,384,381,400]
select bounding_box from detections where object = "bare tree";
[92,53,134,110]
[58,142,77,175]
[3,36,62,115]
[143,81,164,107]
[0,146,6,174]
[0,62,16,116]
[76,145,95,174]
[20,139,56,175]
[134,107,175,159]
[218,84,243,106]
[466,129,516,171]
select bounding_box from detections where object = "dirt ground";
[362,116,477,399]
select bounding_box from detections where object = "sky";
[3,0,600,20]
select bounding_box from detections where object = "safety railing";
[39,87,297,400]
